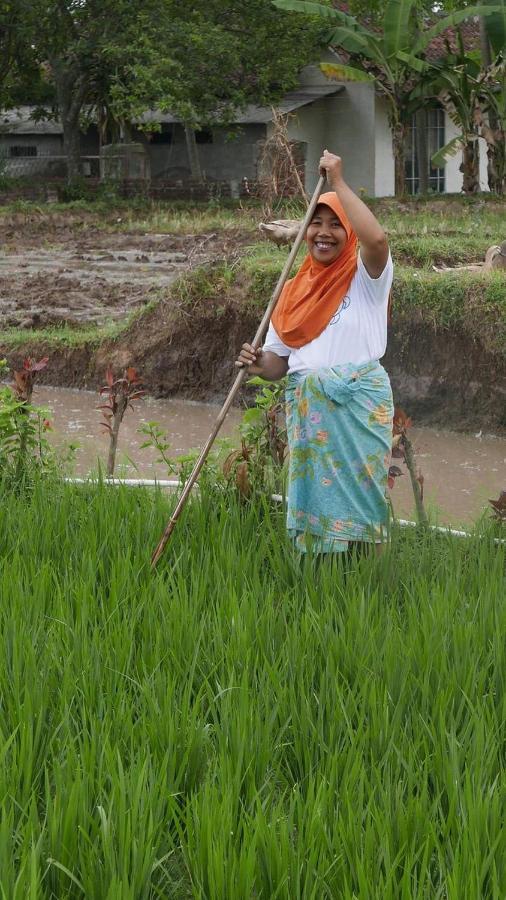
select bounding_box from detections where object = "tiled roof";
[2,84,344,137]
[332,1,480,59]
[423,19,480,60]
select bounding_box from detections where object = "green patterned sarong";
[285,360,393,553]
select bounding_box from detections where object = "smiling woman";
[305,205,347,264]
[236,150,393,556]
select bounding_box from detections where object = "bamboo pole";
[151,173,326,567]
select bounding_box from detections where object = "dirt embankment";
[3,291,506,433]
[1,214,505,432]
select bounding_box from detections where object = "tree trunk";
[479,16,492,68]
[184,123,204,182]
[402,434,428,528]
[106,397,127,477]
[61,113,82,182]
[415,108,429,194]
[490,132,506,195]
[51,58,87,184]
[478,16,504,193]
[392,121,408,197]
[460,139,481,193]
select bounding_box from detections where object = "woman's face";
[305,204,347,266]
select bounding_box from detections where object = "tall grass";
[0,479,504,897]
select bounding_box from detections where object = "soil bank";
[0,210,505,433]
[2,291,505,434]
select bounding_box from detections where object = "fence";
[0,149,101,179]
[0,147,261,202]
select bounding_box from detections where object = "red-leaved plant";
[489,491,506,523]
[389,407,428,526]
[98,366,145,476]
[11,357,49,404]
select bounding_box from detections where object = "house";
[0,108,99,177]
[279,60,489,196]
[0,58,489,197]
[131,58,488,197]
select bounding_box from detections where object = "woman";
[236,150,393,555]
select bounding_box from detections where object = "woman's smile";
[306,203,347,265]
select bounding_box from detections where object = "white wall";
[285,103,328,194]
[295,60,376,196]
[374,96,395,197]
[324,83,376,196]
[444,113,489,193]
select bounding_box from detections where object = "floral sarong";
[285,360,393,553]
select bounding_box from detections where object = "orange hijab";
[271,192,358,348]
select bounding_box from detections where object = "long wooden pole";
[151,173,326,567]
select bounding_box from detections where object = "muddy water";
[35,385,506,527]
[35,385,241,477]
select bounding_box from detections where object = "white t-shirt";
[263,251,393,375]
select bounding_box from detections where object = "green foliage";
[138,420,177,474]
[110,0,327,130]
[222,376,287,496]
[137,422,234,495]
[0,479,504,894]
[0,0,44,109]
[4,0,325,183]
[0,376,57,487]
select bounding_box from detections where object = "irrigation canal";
[36,385,506,529]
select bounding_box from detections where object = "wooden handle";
[151,173,326,568]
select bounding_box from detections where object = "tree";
[26,0,165,182]
[479,0,505,193]
[108,0,327,180]
[274,0,501,195]
[16,0,325,183]
[428,35,483,193]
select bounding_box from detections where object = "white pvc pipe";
[66,476,182,488]
[64,478,505,544]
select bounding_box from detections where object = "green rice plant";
[0,478,504,897]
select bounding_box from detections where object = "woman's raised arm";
[319,150,389,278]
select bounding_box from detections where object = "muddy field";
[0,216,246,329]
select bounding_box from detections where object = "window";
[405,107,445,194]
[149,125,173,145]
[195,129,213,144]
[10,145,37,157]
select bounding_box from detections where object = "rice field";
[0,478,505,897]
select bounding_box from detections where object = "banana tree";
[479,0,505,193]
[429,20,505,195]
[274,0,501,196]
[478,59,506,193]
[427,36,483,193]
